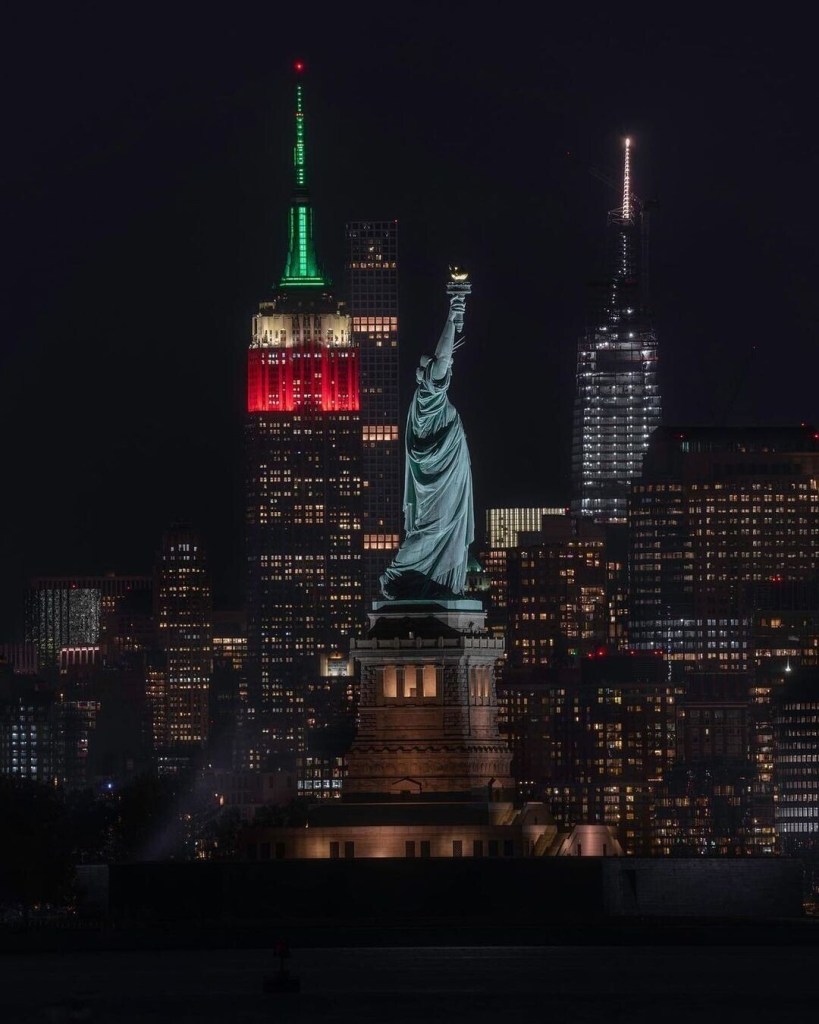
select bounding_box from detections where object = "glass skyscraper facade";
[571,139,661,523]
[25,575,152,668]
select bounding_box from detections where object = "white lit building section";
[486,507,566,549]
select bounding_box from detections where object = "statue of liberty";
[380,270,474,600]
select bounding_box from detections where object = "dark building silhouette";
[209,610,247,771]
[0,643,38,676]
[346,221,400,606]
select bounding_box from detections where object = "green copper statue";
[380,270,474,600]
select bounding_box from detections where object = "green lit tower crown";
[279,61,326,289]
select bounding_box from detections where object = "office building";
[773,668,819,864]
[26,575,152,669]
[480,507,568,643]
[652,673,754,855]
[505,515,608,668]
[571,139,661,523]
[0,676,55,783]
[155,526,212,766]
[499,654,677,855]
[629,425,819,670]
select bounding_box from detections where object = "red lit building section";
[247,346,360,413]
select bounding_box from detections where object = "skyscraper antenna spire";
[279,60,326,288]
[622,137,632,221]
[293,61,307,190]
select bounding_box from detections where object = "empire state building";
[245,64,362,767]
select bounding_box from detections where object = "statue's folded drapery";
[379,358,474,600]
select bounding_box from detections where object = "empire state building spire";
[279,61,326,288]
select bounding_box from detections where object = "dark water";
[0,945,814,1022]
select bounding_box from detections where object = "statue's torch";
[446,267,471,334]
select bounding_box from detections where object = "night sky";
[2,6,817,631]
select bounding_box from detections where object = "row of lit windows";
[362,425,399,442]
[352,316,398,329]
[363,534,400,550]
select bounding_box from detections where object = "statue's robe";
[380,359,473,599]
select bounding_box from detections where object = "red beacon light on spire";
[294,60,305,73]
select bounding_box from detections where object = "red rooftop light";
[294,60,305,72]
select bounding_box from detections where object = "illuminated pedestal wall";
[345,601,514,800]
[240,601,558,858]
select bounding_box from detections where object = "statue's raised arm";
[428,290,464,380]
[379,269,474,601]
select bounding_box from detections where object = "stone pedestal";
[241,599,557,858]
[345,599,515,801]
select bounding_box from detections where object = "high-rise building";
[774,668,819,862]
[26,575,152,668]
[571,139,661,523]
[498,653,677,855]
[653,672,754,856]
[505,516,607,669]
[346,221,400,604]
[629,425,819,670]
[246,65,362,768]
[0,675,55,783]
[483,509,624,666]
[155,526,212,767]
[210,610,247,770]
[52,696,101,791]
[631,451,819,858]
[479,507,568,642]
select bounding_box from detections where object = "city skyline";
[3,9,818,629]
